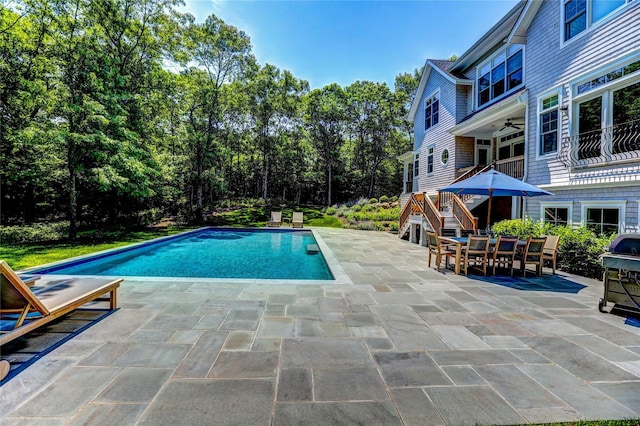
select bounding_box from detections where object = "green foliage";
[379,195,389,203]
[369,198,378,204]
[325,207,337,215]
[351,204,362,212]
[323,197,399,233]
[555,226,615,279]
[0,223,70,244]
[307,216,343,228]
[491,218,615,279]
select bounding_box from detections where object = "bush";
[355,221,376,230]
[360,204,373,212]
[325,207,337,215]
[369,197,378,204]
[336,206,349,217]
[0,222,69,244]
[351,204,362,212]
[491,218,546,239]
[492,218,615,279]
[390,195,399,202]
[379,195,389,203]
[555,226,615,279]
[356,197,369,206]
[389,222,399,233]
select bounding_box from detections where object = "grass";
[0,227,192,270]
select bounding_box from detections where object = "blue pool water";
[32,228,334,280]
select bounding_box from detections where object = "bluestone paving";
[2,227,640,425]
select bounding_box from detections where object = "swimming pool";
[31,228,335,280]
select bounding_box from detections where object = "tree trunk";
[195,147,204,223]
[262,152,268,201]
[68,159,78,240]
[327,164,332,207]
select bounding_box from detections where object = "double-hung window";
[413,154,419,177]
[563,0,628,42]
[426,145,434,175]
[477,45,523,108]
[424,92,439,130]
[581,200,625,235]
[539,93,560,155]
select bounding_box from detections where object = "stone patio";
[1,227,639,425]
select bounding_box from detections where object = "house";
[399,0,640,243]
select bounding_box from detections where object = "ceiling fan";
[499,119,524,131]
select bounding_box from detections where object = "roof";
[450,0,528,73]
[407,59,473,122]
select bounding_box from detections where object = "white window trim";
[536,88,563,159]
[540,201,573,226]
[580,200,626,233]
[475,44,525,110]
[426,144,435,176]
[560,0,635,48]
[413,153,420,177]
[424,89,440,131]
[440,148,450,166]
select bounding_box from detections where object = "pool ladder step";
[306,244,319,254]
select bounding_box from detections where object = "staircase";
[399,164,496,242]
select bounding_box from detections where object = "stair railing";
[399,192,444,236]
[452,195,478,231]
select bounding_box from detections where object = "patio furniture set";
[427,231,559,277]
[268,211,304,228]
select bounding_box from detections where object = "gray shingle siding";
[413,69,459,194]
[524,0,640,230]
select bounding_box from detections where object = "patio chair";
[542,235,560,274]
[0,261,122,380]
[292,212,304,228]
[461,235,490,276]
[268,211,282,227]
[426,232,456,273]
[440,228,458,237]
[516,236,547,277]
[460,229,476,237]
[490,235,519,276]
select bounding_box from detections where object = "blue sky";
[180,1,520,89]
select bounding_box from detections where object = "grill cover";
[609,233,640,255]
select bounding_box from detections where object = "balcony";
[494,155,524,179]
[557,119,640,168]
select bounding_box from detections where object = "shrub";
[389,222,399,233]
[325,207,337,216]
[360,204,373,213]
[336,206,349,217]
[0,222,69,244]
[356,197,369,206]
[351,204,362,212]
[355,221,376,230]
[379,195,389,203]
[369,197,378,204]
[491,218,546,239]
[390,195,399,202]
[554,226,615,279]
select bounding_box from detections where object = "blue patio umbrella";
[439,167,553,225]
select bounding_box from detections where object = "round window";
[441,149,449,165]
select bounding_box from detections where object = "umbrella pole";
[486,193,493,228]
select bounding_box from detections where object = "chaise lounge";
[0,261,122,380]
[292,211,304,228]
[268,211,282,227]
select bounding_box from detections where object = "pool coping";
[19,227,353,286]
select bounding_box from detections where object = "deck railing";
[494,155,524,179]
[452,196,478,231]
[557,119,640,168]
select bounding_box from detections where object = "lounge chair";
[0,261,121,380]
[292,212,304,228]
[268,211,282,227]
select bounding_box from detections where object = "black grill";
[600,233,640,314]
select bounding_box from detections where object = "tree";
[305,84,346,206]
[182,14,255,222]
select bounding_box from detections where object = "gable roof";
[449,0,528,73]
[509,0,544,44]
[407,59,472,122]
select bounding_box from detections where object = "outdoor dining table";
[438,236,525,275]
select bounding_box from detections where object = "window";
[581,201,625,235]
[544,207,569,226]
[498,131,525,160]
[441,149,449,165]
[564,0,628,41]
[574,57,640,159]
[587,207,620,234]
[476,45,524,108]
[539,93,560,155]
[426,145,434,175]
[424,92,440,130]
[413,154,419,177]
